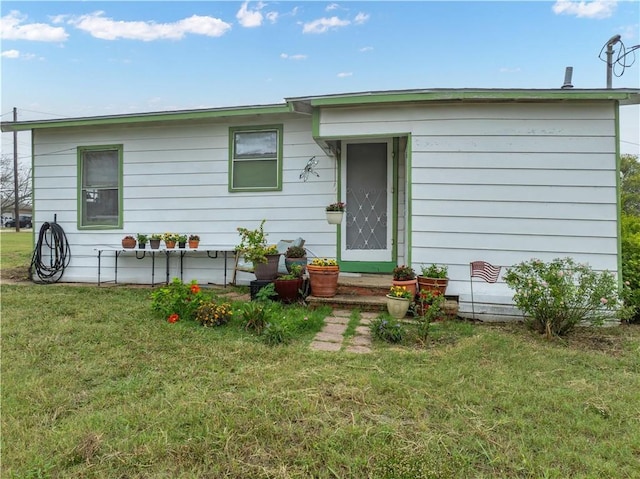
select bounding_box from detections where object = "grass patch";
[0,231,33,278]
[3,233,640,477]
[2,282,640,478]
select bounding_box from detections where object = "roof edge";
[1,103,292,132]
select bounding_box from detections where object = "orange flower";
[190,284,201,294]
[168,313,179,323]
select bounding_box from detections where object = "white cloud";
[499,67,522,73]
[552,0,617,19]
[1,49,20,58]
[68,11,231,41]
[303,16,350,34]
[237,1,264,28]
[360,46,374,52]
[337,72,353,78]
[354,12,369,25]
[326,3,340,11]
[280,53,307,60]
[1,10,68,41]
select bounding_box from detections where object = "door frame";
[338,138,397,273]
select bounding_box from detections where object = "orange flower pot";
[308,264,339,297]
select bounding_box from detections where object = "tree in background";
[621,154,640,322]
[621,153,640,216]
[1,154,32,214]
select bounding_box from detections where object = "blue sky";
[1,0,639,160]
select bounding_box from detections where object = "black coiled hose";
[30,222,71,283]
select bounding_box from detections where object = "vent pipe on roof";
[561,67,574,89]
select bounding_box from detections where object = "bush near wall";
[621,213,640,323]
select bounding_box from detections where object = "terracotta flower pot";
[392,278,417,298]
[188,240,200,249]
[308,264,339,297]
[165,240,176,249]
[274,277,303,303]
[417,276,448,295]
[122,238,136,249]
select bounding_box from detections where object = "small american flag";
[470,261,501,283]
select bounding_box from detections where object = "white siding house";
[3,88,638,319]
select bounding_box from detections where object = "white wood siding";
[32,115,341,285]
[320,102,618,319]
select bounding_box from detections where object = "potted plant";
[163,233,178,249]
[285,245,307,274]
[136,233,148,249]
[150,233,162,249]
[307,257,339,297]
[177,234,188,249]
[418,263,449,295]
[274,264,304,303]
[236,220,281,281]
[392,264,417,298]
[122,235,136,249]
[386,285,413,319]
[326,201,346,224]
[188,234,200,249]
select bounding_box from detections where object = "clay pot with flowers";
[392,264,417,298]
[386,285,413,319]
[122,235,136,249]
[163,232,178,249]
[307,257,339,297]
[188,234,200,249]
[418,263,449,295]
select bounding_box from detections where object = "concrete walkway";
[309,309,378,353]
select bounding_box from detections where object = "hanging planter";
[325,202,346,225]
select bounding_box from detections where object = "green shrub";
[370,316,405,343]
[621,213,640,323]
[150,278,206,322]
[262,321,292,346]
[503,257,619,338]
[415,289,446,341]
[241,302,270,335]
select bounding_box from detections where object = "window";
[229,125,282,191]
[78,145,122,228]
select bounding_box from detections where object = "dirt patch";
[1,266,30,284]
[484,321,640,356]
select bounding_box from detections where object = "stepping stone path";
[309,309,378,353]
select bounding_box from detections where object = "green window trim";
[228,124,283,192]
[77,144,123,230]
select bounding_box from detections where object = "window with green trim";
[229,125,282,191]
[78,145,122,228]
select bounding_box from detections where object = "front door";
[340,139,394,272]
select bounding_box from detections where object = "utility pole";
[12,107,20,232]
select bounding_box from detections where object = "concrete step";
[306,273,459,315]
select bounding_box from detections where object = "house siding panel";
[33,116,340,284]
[318,101,618,319]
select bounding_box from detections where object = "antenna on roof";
[605,35,621,89]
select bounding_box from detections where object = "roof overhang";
[0,103,294,133]
[286,88,640,108]
[2,88,638,133]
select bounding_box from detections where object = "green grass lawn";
[2,234,640,478]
